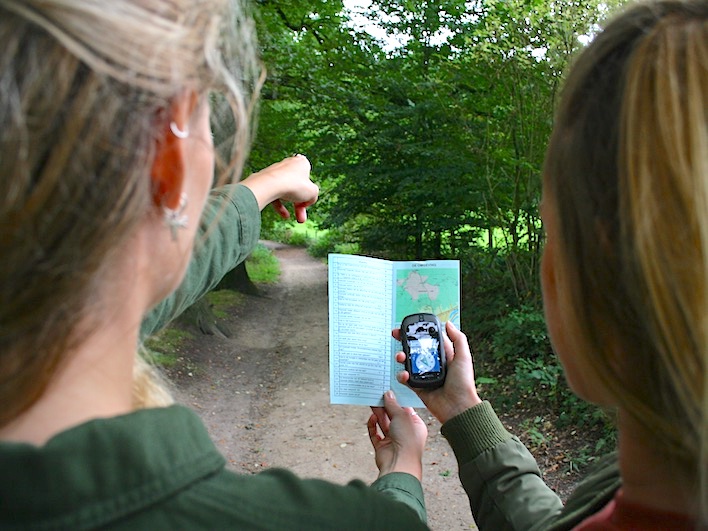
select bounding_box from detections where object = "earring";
[170,121,189,139]
[163,193,189,240]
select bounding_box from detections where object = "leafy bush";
[475,283,615,444]
[246,244,281,283]
[492,305,550,363]
[307,230,337,258]
[307,227,360,258]
[261,223,313,247]
[514,356,563,402]
[459,252,516,347]
[286,229,312,247]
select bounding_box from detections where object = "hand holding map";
[328,254,460,407]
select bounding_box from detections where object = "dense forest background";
[237,0,625,447]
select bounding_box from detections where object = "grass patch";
[246,244,281,283]
[262,219,329,249]
[287,219,325,245]
[205,289,246,318]
[143,327,194,367]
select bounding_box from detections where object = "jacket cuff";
[441,401,513,465]
[371,472,426,524]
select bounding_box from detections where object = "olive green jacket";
[442,401,621,530]
[0,406,427,530]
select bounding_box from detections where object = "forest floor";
[162,243,609,530]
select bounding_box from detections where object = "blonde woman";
[395,1,708,529]
[0,1,428,529]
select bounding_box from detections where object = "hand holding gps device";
[400,313,447,389]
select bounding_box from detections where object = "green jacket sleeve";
[141,184,261,338]
[442,402,622,531]
[441,401,564,530]
[370,472,427,524]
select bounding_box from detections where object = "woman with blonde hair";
[396,0,708,529]
[0,1,429,528]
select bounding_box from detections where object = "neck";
[617,408,697,518]
[0,274,148,446]
[0,323,140,446]
[0,222,181,446]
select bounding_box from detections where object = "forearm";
[141,183,261,337]
[442,402,563,530]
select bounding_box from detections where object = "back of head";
[0,0,259,425]
[544,0,708,522]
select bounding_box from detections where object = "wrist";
[438,392,482,424]
[378,444,424,481]
[239,173,279,211]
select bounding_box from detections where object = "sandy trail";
[173,244,477,530]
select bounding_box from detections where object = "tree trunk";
[216,261,260,295]
[176,298,233,338]
[177,262,259,338]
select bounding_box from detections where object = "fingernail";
[385,390,394,400]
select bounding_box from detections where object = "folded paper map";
[328,254,460,407]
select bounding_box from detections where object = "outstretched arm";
[142,156,318,337]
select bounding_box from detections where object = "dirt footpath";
[172,243,477,530]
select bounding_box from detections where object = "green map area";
[394,268,460,326]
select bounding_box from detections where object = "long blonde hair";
[544,0,708,525]
[0,0,260,423]
[544,0,708,523]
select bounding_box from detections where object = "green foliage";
[247,0,625,462]
[307,226,361,258]
[143,328,194,368]
[261,220,326,248]
[205,290,245,319]
[493,306,550,362]
[466,267,616,445]
[520,416,550,449]
[567,445,596,474]
[459,246,533,347]
[475,376,498,386]
[263,223,310,247]
[558,392,617,431]
[249,0,626,300]
[514,357,562,399]
[246,244,281,284]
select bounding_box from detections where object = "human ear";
[150,91,199,210]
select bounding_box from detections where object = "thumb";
[293,202,309,223]
[383,390,402,415]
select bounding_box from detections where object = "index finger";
[370,405,391,434]
[271,199,290,220]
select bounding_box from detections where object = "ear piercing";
[163,193,189,240]
[170,121,189,139]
